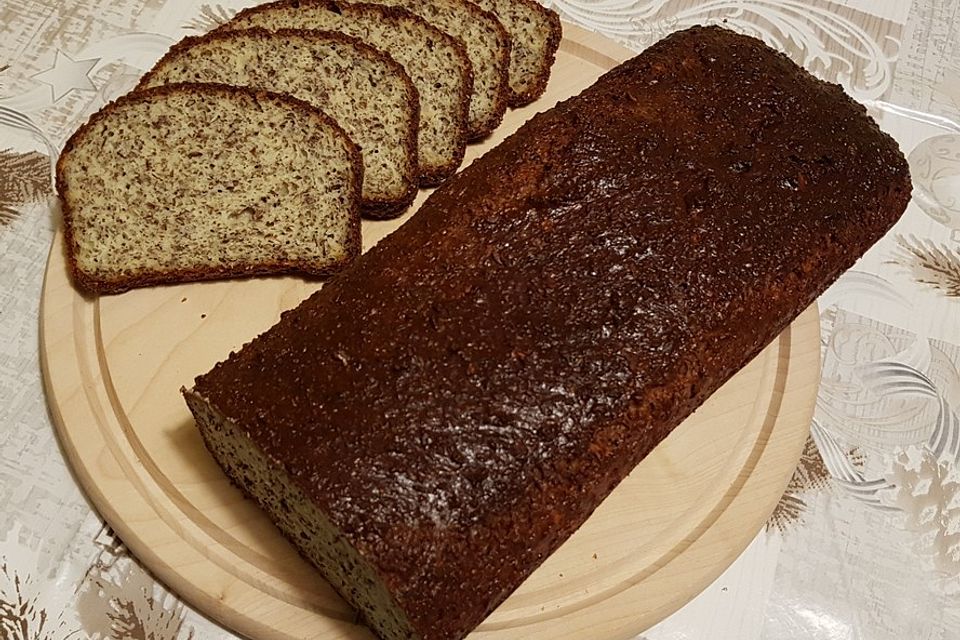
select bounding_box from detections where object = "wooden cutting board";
[40,23,819,640]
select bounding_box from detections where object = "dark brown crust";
[190,26,911,640]
[459,0,511,139]
[56,82,363,295]
[221,0,472,185]
[136,27,420,219]
[507,0,561,107]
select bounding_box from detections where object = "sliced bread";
[137,28,418,218]
[219,0,472,185]
[470,0,560,106]
[372,0,510,139]
[57,83,362,294]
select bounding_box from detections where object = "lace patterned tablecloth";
[2,0,959,638]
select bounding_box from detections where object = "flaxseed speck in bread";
[219,0,471,185]
[137,28,419,218]
[371,0,510,139]
[471,0,560,106]
[185,27,910,640]
[57,83,361,294]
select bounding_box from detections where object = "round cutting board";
[40,23,819,640]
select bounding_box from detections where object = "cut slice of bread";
[56,83,362,294]
[470,0,560,106]
[219,0,471,185]
[137,29,418,218]
[371,0,509,139]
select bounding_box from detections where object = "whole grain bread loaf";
[58,83,361,294]
[184,26,910,640]
[218,0,471,185]
[470,0,560,106]
[137,28,418,218]
[370,0,510,139]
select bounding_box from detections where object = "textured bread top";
[137,28,419,217]
[219,0,471,185]
[192,26,910,640]
[470,0,560,105]
[372,0,510,139]
[58,83,361,294]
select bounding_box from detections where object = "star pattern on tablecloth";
[31,50,99,102]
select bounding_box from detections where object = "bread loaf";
[219,0,471,185]
[137,28,419,218]
[370,0,510,139]
[184,26,910,640]
[470,0,560,106]
[58,84,361,294]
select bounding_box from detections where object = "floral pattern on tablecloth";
[758,301,960,638]
[3,0,960,638]
[1,515,205,639]
[0,149,51,225]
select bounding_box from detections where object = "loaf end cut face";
[57,84,362,294]
[186,26,910,640]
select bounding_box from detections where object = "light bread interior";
[139,29,418,216]
[470,0,560,105]
[221,0,471,184]
[58,85,360,292]
[374,0,509,138]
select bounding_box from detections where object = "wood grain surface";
[39,23,819,640]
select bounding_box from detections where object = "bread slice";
[470,0,560,106]
[372,0,509,139]
[137,29,418,218]
[219,0,471,185]
[56,83,362,294]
